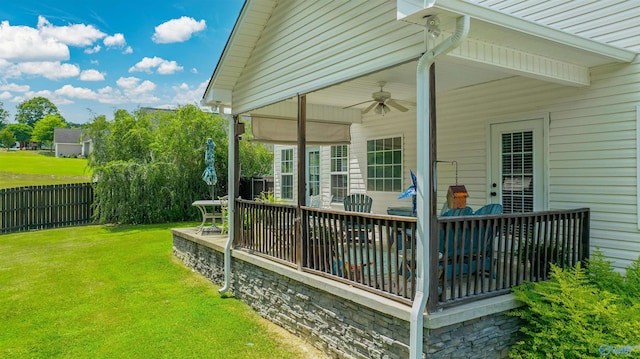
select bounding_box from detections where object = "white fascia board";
[201,0,251,108]
[397,0,637,63]
[202,88,232,107]
[449,36,590,87]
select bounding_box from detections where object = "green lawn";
[0,223,321,358]
[0,150,91,188]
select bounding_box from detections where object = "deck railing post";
[581,209,590,266]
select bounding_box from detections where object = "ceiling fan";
[344,81,410,115]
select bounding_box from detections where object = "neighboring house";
[199,0,640,357]
[54,128,91,157]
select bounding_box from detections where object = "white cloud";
[90,60,99,65]
[0,83,29,92]
[109,76,159,103]
[84,45,101,54]
[122,46,133,54]
[0,20,69,62]
[171,80,208,106]
[50,78,160,106]
[16,61,80,80]
[152,16,206,44]
[79,69,105,81]
[55,84,98,100]
[0,91,11,100]
[191,68,198,74]
[37,16,105,47]
[129,56,183,74]
[103,33,126,48]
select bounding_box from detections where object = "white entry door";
[306,147,320,202]
[490,119,545,213]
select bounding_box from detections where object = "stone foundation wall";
[173,234,522,359]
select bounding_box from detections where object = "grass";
[0,150,91,188]
[0,223,322,358]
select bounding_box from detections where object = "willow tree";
[88,105,272,224]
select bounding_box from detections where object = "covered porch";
[232,198,589,312]
[199,0,638,356]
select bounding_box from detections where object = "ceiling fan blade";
[362,102,378,114]
[343,100,373,109]
[387,99,409,112]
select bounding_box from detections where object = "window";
[330,145,348,203]
[281,148,294,200]
[501,131,534,213]
[367,137,402,192]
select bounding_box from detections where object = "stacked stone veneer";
[173,233,522,359]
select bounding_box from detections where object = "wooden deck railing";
[235,199,298,266]
[232,199,590,310]
[428,208,590,310]
[301,206,417,304]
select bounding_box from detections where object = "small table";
[192,200,222,234]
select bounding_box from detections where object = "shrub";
[510,250,640,358]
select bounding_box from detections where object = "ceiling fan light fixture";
[383,104,390,114]
[374,103,382,114]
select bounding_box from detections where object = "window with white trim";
[367,136,402,192]
[281,148,294,200]
[330,145,348,203]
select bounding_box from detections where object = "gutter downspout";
[219,114,237,295]
[410,15,469,359]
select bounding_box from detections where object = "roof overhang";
[397,0,638,87]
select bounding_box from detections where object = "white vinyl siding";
[473,0,640,52]
[349,111,417,214]
[231,0,423,113]
[436,61,640,270]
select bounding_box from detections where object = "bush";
[87,105,273,224]
[509,250,640,358]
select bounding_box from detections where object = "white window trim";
[330,145,349,203]
[484,113,549,210]
[366,134,404,193]
[281,148,294,200]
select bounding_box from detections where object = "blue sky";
[0,0,244,124]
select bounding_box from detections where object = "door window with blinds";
[491,119,544,213]
[501,131,534,213]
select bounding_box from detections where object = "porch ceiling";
[304,58,510,111]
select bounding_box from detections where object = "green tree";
[32,114,67,150]
[88,105,273,224]
[0,100,9,129]
[0,127,16,148]
[15,97,60,127]
[5,123,33,147]
[239,120,273,177]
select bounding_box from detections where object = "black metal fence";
[0,183,94,234]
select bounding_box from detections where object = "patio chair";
[342,193,373,242]
[439,205,502,279]
[309,194,322,208]
[218,195,229,234]
[343,193,373,213]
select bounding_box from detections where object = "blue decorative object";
[201,138,218,198]
[398,169,417,215]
